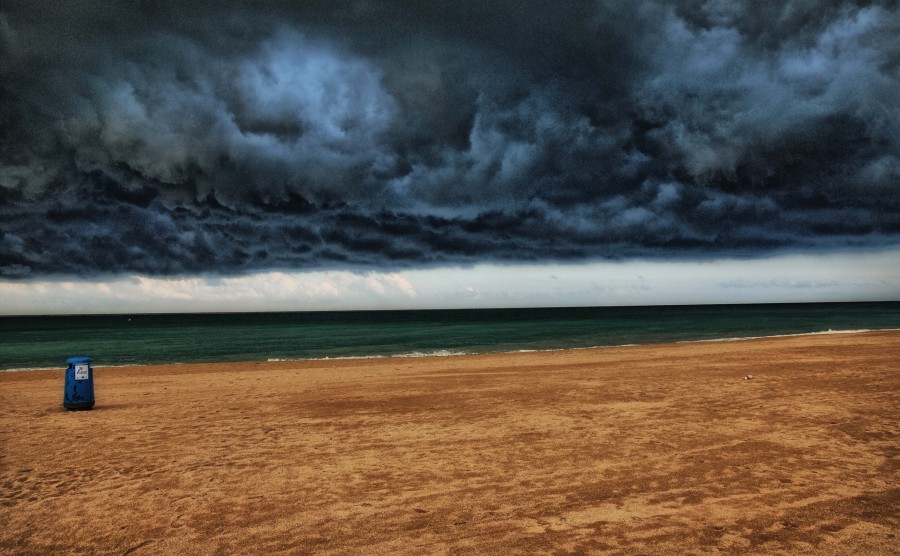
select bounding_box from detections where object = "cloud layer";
[3,249,898,315]
[1,1,899,277]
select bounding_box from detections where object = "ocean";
[1,302,898,371]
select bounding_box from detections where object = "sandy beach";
[1,331,898,555]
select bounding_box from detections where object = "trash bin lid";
[67,356,93,365]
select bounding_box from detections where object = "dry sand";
[1,331,898,555]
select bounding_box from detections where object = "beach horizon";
[2,331,898,554]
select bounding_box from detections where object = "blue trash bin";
[63,356,95,410]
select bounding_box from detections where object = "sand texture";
[1,331,898,555]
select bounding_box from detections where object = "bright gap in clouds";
[1,249,898,315]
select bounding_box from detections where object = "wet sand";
[1,331,898,555]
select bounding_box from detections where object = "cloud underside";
[1,1,899,277]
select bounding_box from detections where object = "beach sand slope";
[1,331,898,554]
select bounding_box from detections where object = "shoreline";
[2,326,897,373]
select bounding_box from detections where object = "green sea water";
[1,302,898,371]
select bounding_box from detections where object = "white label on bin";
[75,365,89,380]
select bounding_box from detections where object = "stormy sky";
[1,1,899,293]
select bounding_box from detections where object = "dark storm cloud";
[1,0,899,277]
